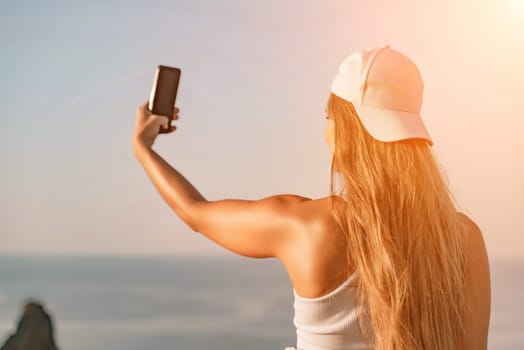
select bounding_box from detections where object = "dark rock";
[1,299,59,350]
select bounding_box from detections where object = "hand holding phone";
[148,65,181,133]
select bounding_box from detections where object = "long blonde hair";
[327,92,470,349]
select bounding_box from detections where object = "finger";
[147,114,164,129]
[162,116,172,130]
[153,114,174,128]
[168,125,177,133]
[153,115,169,128]
[163,118,170,130]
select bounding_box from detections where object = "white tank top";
[285,271,374,350]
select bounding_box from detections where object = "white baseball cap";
[330,44,433,146]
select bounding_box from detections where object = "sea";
[0,255,522,350]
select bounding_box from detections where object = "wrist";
[133,138,151,159]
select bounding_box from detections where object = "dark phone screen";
[151,67,180,117]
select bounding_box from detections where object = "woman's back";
[280,194,490,349]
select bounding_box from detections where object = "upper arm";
[188,194,311,258]
[459,212,491,349]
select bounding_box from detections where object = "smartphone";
[147,65,181,133]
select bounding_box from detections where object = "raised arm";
[133,142,310,258]
[133,142,206,226]
[132,102,311,258]
[132,101,206,225]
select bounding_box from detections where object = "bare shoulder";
[268,193,313,204]
[261,194,332,221]
[289,195,338,230]
[457,212,491,349]
[457,212,482,238]
[259,193,314,219]
[457,212,490,270]
[277,195,351,297]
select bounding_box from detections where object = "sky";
[0,0,523,259]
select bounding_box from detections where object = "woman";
[132,45,491,350]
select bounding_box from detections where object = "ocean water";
[0,255,522,350]
[0,255,295,350]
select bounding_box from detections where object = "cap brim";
[352,103,434,146]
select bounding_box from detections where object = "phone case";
[148,65,181,133]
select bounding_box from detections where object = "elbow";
[180,209,198,232]
[187,217,200,232]
[184,201,204,232]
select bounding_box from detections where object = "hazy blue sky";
[1,0,523,258]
